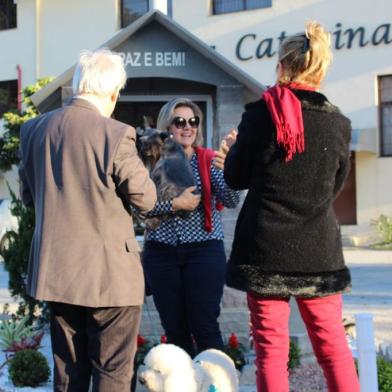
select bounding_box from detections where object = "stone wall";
[214,85,244,148]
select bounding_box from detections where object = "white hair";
[72,49,127,97]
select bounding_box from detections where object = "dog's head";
[138,344,198,392]
[137,128,169,171]
[159,137,187,161]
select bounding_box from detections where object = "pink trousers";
[247,292,360,392]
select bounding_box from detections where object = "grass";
[370,242,392,250]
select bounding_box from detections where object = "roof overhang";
[31,10,265,112]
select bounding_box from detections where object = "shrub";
[4,330,44,355]
[0,78,53,172]
[224,333,246,371]
[378,356,392,392]
[8,349,50,387]
[134,334,155,369]
[288,340,301,370]
[0,315,35,351]
[1,188,39,322]
[0,78,53,323]
[372,214,392,249]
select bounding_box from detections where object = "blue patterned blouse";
[144,153,240,245]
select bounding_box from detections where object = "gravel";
[289,363,327,392]
[239,362,327,392]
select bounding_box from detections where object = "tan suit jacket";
[19,98,157,307]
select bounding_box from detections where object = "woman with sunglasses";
[224,22,359,391]
[142,98,240,357]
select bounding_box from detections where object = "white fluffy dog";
[138,344,239,392]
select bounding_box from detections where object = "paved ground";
[0,248,391,391]
[1,250,391,344]
[343,249,392,347]
[287,248,392,351]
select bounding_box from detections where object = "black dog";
[137,127,168,171]
[136,128,196,229]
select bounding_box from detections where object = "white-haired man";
[19,49,157,391]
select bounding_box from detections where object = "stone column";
[215,86,249,345]
[214,85,244,148]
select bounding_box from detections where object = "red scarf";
[194,146,224,232]
[262,82,316,162]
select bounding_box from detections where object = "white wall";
[0,0,121,198]
[0,0,37,86]
[0,0,37,198]
[1,0,392,227]
[174,0,392,130]
[0,0,120,84]
[38,0,120,78]
[356,153,392,225]
[4,0,387,132]
[174,0,392,226]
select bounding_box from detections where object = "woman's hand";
[172,186,201,211]
[214,129,238,170]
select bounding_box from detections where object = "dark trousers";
[49,302,141,392]
[143,240,226,357]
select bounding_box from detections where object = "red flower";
[228,333,239,349]
[137,335,148,347]
[160,335,167,343]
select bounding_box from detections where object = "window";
[0,80,18,118]
[379,75,392,156]
[121,0,149,27]
[212,0,272,15]
[0,0,17,31]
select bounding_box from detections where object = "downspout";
[16,64,22,112]
[35,0,41,79]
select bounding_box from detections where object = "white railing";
[353,313,379,392]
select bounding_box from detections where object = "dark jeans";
[49,302,141,392]
[143,240,226,357]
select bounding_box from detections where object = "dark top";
[224,90,352,297]
[145,153,240,245]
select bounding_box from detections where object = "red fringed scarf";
[194,146,224,232]
[262,82,316,162]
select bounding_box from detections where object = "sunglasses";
[171,116,200,129]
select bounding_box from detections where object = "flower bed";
[0,333,52,391]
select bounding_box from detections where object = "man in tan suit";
[19,49,157,391]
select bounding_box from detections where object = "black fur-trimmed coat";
[224,90,352,297]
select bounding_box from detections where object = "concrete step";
[343,248,392,264]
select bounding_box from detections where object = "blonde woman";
[142,98,240,357]
[224,22,360,391]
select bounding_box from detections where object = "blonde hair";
[157,98,204,146]
[277,21,332,87]
[72,49,127,97]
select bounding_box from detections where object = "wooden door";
[333,153,357,225]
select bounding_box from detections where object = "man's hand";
[172,186,201,211]
[213,129,238,170]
